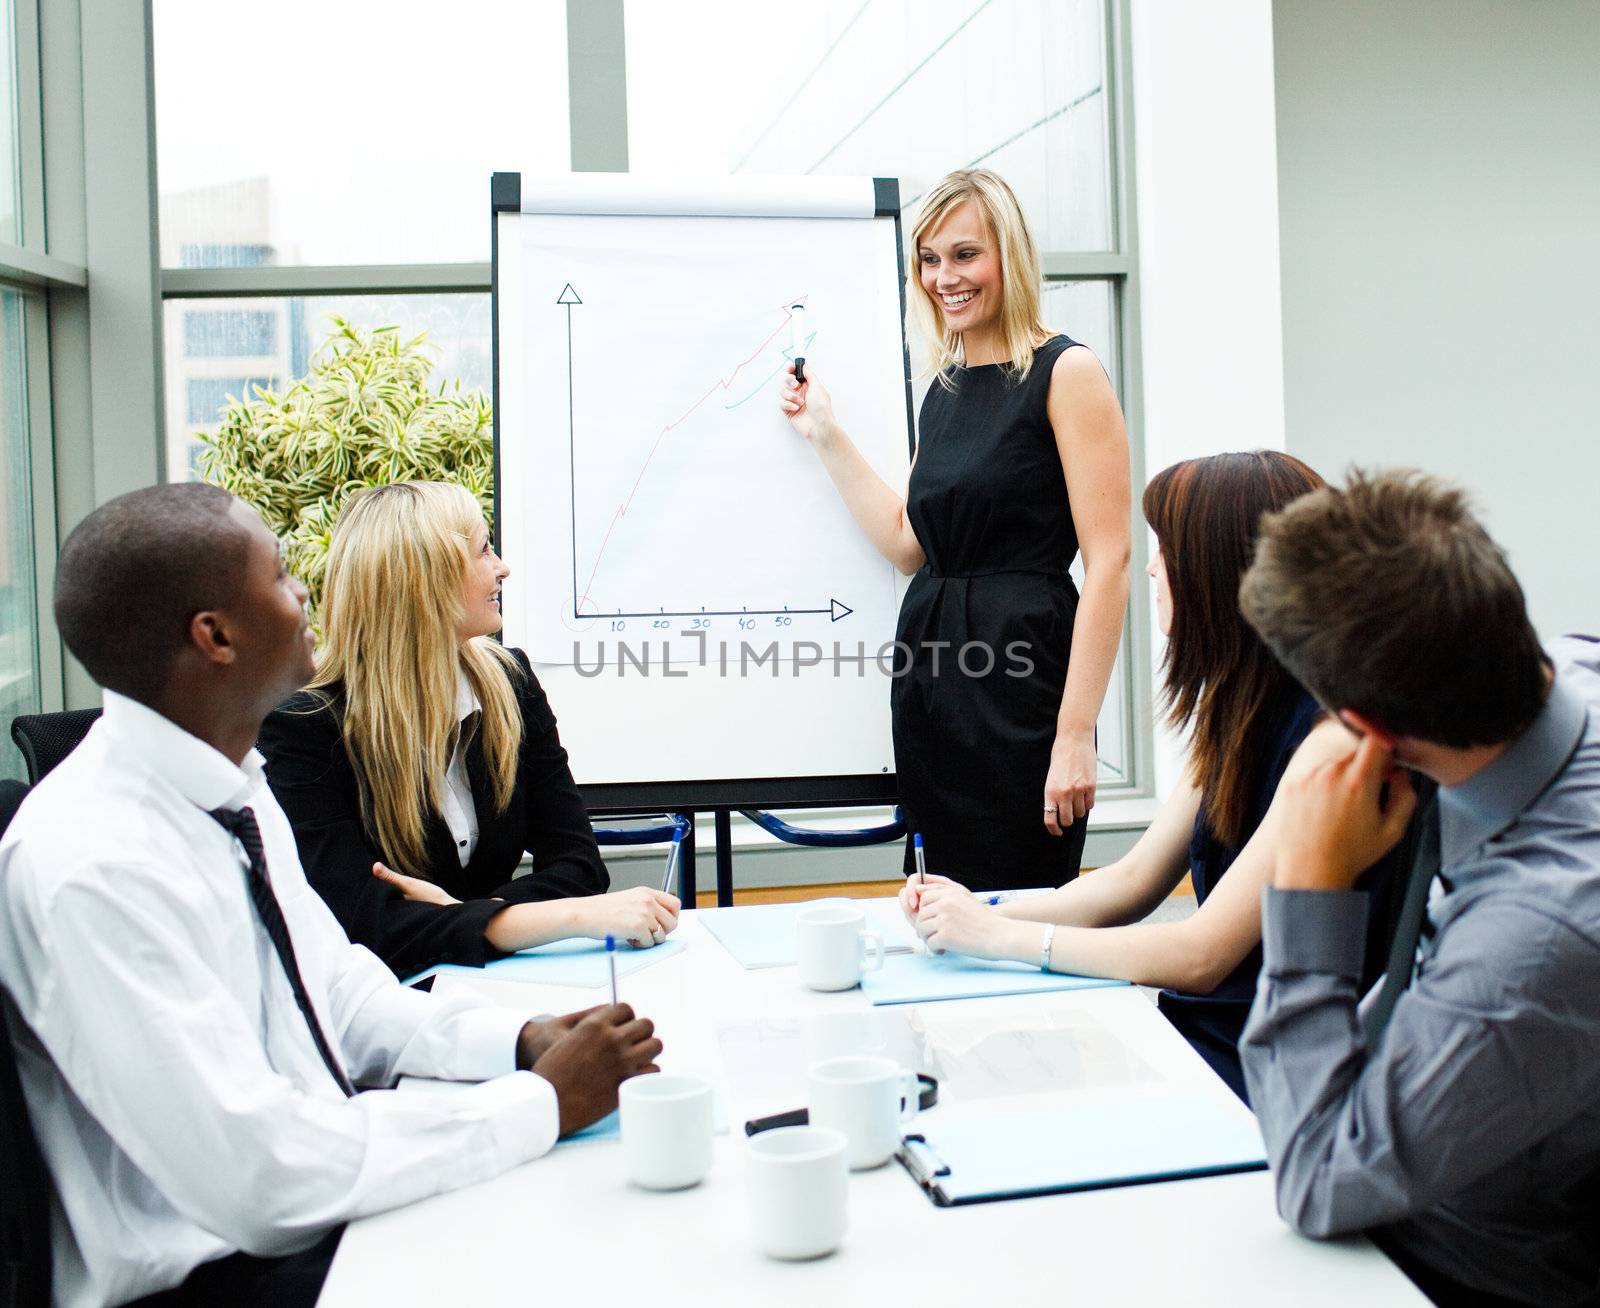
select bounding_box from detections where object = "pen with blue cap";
[913,832,926,886]
[605,934,618,1005]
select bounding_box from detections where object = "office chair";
[0,779,51,1308]
[0,781,26,842]
[9,711,100,786]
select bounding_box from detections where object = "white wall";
[1130,0,1286,798]
[1274,0,1600,640]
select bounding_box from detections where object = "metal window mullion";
[12,0,45,245]
[1105,0,1153,802]
[1041,252,1129,278]
[161,262,493,299]
[566,0,627,172]
[22,289,61,709]
[0,241,88,289]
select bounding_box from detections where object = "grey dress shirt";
[1240,637,1600,1307]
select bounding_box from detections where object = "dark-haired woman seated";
[259,481,679,981]
[903,451,1406,1099]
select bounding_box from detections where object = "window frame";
[0,0,71,714]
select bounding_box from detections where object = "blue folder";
[898,1092,1268,1205]
[860,950,1128,1006]
[402,937,684,990]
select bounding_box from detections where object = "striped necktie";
[208,805,356,1097]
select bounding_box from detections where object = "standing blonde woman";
[259,481,679,980]
[779,169,1131,891]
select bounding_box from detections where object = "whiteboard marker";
[790,302,806,383]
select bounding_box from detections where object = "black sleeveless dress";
[893,334,1088,893]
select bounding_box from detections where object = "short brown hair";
[1239,469,1546,747]
[1143,451,1325,847]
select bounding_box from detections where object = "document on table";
[899,1084,1267,1205]
[694,897,918,969]
[860,950,1128,1006]
[402,937,685,990]
[715,1001,1161,1127]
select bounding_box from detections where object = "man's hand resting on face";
[1271,729,1419,893]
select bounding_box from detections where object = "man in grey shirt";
[1235,469,1600,1308]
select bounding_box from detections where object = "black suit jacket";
[257,650,608,978]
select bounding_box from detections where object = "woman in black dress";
[780,169,1131,892]
[258,481,680,980]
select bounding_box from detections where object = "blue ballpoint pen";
[605,934,618,1005]
[913,832,927,885]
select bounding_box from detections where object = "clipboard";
[895,1091,1268,1206]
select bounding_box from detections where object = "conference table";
[319,901,1425,1307]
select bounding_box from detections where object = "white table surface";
[318,903,1425,1307]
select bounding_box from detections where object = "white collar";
[100,689,264,813]
[454,668,481,725]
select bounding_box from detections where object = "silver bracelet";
[1039,923,1055,972]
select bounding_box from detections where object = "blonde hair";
[308,481,522,879]
[906,169,1050,388]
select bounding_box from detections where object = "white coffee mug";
[619,1073,713,1190]
[807,1055,920,1170]
[746,1126,849,1260]
[796,903,885,991]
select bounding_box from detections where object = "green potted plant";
[197,316,494,621]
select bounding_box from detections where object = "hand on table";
[1045,732,1098,834]
[532,1003,663,1136]
[778,362,839,447]
[572,887,681,949]
[372,861,460,906]
[1271,729,1418,893]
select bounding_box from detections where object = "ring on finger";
[1043,803,1058,814]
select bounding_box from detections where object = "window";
[0,0,18,245]
[1,288,37,780]
[185,375,276,426]
[152,0,570,265]
[184,308,277,358]
[625,0,1142,792]
[164,293,489,477]
[149,0,1148,801]
[178,243,274,270]
[639,0,1110,253]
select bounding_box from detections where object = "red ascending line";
[575,298,804,616]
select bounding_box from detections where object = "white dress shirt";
[440,671,481,868]
[0,692,559,1308]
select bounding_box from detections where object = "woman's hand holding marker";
[779,362,838,449]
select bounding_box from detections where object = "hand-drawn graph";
[560,287,849,626]
[498,210,910,668]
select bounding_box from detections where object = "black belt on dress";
[923,567,1070,580]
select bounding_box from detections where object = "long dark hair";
[1142,451,1325,848]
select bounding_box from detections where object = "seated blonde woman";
[259,481,678,980]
